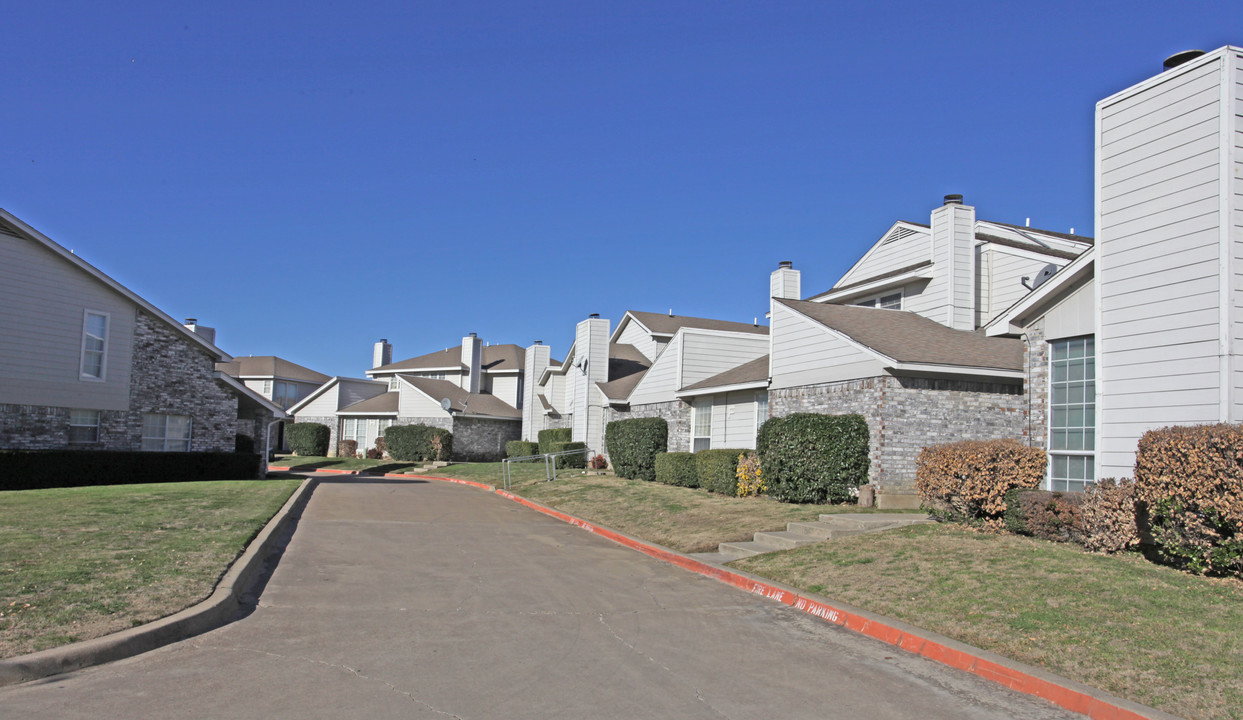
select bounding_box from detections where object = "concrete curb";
[0,477,319,688]
[404,473,1180,720]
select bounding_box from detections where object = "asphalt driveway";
[0,477,1081,719]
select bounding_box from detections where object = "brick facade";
[1023,318,1049,451]
[603,399,692,454]
[770,374,1027,497]
[452,417,521,461]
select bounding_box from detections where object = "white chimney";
[183,318,216,345]
[521,340,551,441]
[373,339,392,369]
[461,333,482,394]
[770,261,800,301]
[930,195,976,330]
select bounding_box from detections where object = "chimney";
[183,318,216,345]
[461,333,482,394]
[770,261,800,301]
[522,340,552,441]
[930,195,976,330]
[373,339,392,369]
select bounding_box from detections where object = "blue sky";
[3,1,1237,377]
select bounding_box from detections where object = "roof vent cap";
[943,194,964,206]
[779,261,793,269]
[1163,49,1205,70]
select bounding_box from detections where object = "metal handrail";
[501,448,596,489]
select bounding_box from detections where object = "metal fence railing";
[501,448,597,490]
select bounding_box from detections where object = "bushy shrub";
[374,437,387,455]
[1003,489,1085,543]
[386,424,454,462]
[506,440,540,461]
[654,452,697,487]
[756,413,869,504]
[916,439,1044,529]
[590,454,608,470]
[366,447,384,460]
[287,422,330,457]
[0,451,261,490]
[234,433,255,454]
[1135,424,1243,576]
[697,449,747,495]
[338,439,358,458]
[549,441,587,469]
[735,452,765,497]
[605,417,668,482]
[538,428,573,454]
[1081,478,1141,554]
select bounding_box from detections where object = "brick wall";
[770,374,1027,496]
[452,417,521,461]
[0,405,129,450]
[1024,319,1049,450]
[603,399,691,454]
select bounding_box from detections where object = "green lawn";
[0,480,300,658]
[270,454,425,473]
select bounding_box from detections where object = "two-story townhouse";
[290,335,525,460]
[0,210,285,460]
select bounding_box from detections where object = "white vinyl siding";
[769,303,886,389]
[142,413,191,451]
[68,409,100,444]
[0,230,135,410]
[708,390,762,449]
[489,375,521,409]
[397,386,452,417]
[986,248,1061,326]
[1048,337,1096,492]
[628,335,681,406]
[1095,51,1238,477]
[835,228,931,288]
[617,318,659,362]
[339,379,388,409]
[679,332,768,389]
[1043,279,1096,340]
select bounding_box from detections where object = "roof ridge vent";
[882,226,919,245]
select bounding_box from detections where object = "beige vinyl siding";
[489,375,520,409]
[339,379,387,409]
[949,210,975,330]
[975,246,991,328]
[0,230,135,410]
[617,318,659,362]
[835,229,930,288]
[988,248,1061,326]
[628,335,681,406]
[572,318,609,450]
[707,390,761,449]
[1096,51,1233,477]
[293,386,342,417]
[679,332,768,389]
[769,302,885,389]
[1232,51,1243,422]
[243,379,268,396]
[398,386,449,417]
[1044,279,1096,340]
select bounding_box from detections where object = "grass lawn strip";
[0,480,300,659]
[731,524,1243,720]
[271,455,424,473]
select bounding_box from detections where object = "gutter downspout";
[262,418,283,477]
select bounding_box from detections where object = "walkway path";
[0,477,1079,719]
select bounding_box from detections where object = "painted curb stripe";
[412,473,1160,720]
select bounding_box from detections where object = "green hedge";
[538,428,573,454]
[287,422,330,456]
[386,424,454,462]
[654,452,698,487]
[505,440,540,461]
[0,451,262,491]
[549,441,587,468]
[697,449,748,494]
[605,417,668,482]
[756,413,869,504]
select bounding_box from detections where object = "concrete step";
[784,522,869,540]
[696,513,933,565]
[750,530,825,551]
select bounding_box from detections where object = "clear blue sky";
[3,1,1237,377]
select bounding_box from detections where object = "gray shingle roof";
[339,391,399,414]
[373,343,525,373]
[400,377,522,419]
[216,356,330,383]
[679,355,770,392]
[776,299,1023,371]
[626,311,768,336]
[598,343,653,401]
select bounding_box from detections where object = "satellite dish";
[440,398,453,412]
[1022,264,1060,291]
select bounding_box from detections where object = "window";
[693,398,712,452]
[262,379,273,395]
[80,311,109,380]
[755,391,768,435]
[855,291,902,310]
[142,414,192,451]
[388,376,399,390]
[1049,336,1095,492]
[69,409,100,444]
[273,381,300,409]
[342,418,393,448]
[417,372,446,380]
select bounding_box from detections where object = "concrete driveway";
[0,477,1081,719]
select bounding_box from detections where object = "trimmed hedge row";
[287,422,330,456]
[538,428,572,454]
[505,440,540,461]
[605,418,668,482]
[0,450,262,490]
[386,424,454,462]
[916,439,1045,528]
[654,452,697,487]
[1004,489,1085,544]
[757,413,869,504]
[698,449,747,495]
[549,441,587,469]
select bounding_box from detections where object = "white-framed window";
[79,310,109,380]
[69,409,101,444]
[693,398,712,453]
[342,417,394,449]
[755,391,768,435]
[417,372,446,380]
[142,413,192,451]
[388,376,400,390]
[855,291,902,310]
[262,379,273,395]
[273,381,300,409]
[1048,336,1095,492]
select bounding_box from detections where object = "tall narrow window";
[1049,336,1095,492]
[273,381,300,409]
[80,311,109,380]
[693,398,712,452]
[69,409,101,444]
[142,414,192,451]
[755,391,768,436]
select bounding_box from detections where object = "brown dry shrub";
[1081,477,1140,553]
[1135,424,1243,575]
[338,439,358,458]
[916,439,1045,529]
[1005,490,1085,543]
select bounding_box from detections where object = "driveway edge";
[398,474,1179,720]
[0,477,319,687]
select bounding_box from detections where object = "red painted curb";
[266,466,357,475]
[422,474,1163,720]
[268,465,291,471]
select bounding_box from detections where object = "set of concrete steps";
[689,513,932,565]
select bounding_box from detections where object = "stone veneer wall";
[603,399,692,454]
[769,375,1027,496]
[1023,318,1049,451]
[127,311,237,452]
[0,405,129,450]
[294,415,338,456]
[451,417,521,461]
